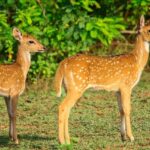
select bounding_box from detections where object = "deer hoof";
[14,139,19,144]
[130,136,134,142]
[121,134,127,141]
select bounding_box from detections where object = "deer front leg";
[11,95,19,144]
[116,92,126,141]
[120,88,134,141]
[5,95,19,144]
[5,97,13,140]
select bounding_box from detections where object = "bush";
[0,0,149,80]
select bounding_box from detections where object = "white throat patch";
[26,51,31,62]
[144,41,149,53]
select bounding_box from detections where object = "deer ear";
[12,27,22,41]
[140,15,145,29]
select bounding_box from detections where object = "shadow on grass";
[20,134,55,141]
[0,134,58,149]
[0,135,9,146]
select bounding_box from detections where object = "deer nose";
[43,46,47,51]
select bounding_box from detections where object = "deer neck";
[16,45,31,78]
[133,34,149,71]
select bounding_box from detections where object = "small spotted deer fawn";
[54,16,150,144]
[0,28,46,144]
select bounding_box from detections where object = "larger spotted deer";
[54,16,150,144]
[0,28,46,144]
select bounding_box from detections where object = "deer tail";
[54,62,64,97]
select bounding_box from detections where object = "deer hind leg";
[5,95,19,144]
[116,92,126,141]
[120,88,134,141]
[59,91,82,144]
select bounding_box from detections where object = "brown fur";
[0,28,46,144]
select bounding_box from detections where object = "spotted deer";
[54,16,150,144]
[0,28,46,144]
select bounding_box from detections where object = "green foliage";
[127,0,150,26]
[70,0,101,12]
[0,12,13,62]
[0,0,149,80]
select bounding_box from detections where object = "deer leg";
[4,97,13,140]
[9,95,19,144]
[120,89,134,141]
[58,101,66,144]
[59,92,81,144]
[64,93,82,144]
[116,92,126,141]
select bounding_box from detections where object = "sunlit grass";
[0,71,150,150]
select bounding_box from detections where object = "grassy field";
[0,71,150,150]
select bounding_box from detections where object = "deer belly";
[0,88,9,97]
[0,78,25,96]
[89,83,119,92]
[131,71,142,89]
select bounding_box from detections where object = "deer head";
[13,27,46,53]
[138,16,150,43]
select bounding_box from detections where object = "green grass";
[0,71,150,150]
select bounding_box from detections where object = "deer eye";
[28,40,35,44]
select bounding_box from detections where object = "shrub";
[0,0,149,80]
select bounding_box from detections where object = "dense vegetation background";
[0,1,150,149]
[0,0,150,80]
